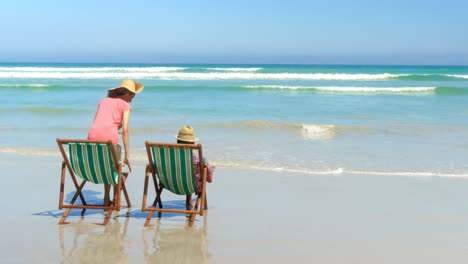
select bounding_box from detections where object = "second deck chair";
[142,142,208,227]
[57,138,131,225]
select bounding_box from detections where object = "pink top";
[87,97,131,144]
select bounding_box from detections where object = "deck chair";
[142,142,208,227]
[57,138,131,225]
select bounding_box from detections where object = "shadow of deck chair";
[57,138,131,225]
[142,142,208,227]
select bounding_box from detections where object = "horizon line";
[1,61,468,67]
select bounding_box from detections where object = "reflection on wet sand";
[143,214,210,264]
[58,211,210,263]
[59,213,131,263]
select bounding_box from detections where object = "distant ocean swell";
[2,83,467,95]
[1,145,467,178]
[1,66,468,81]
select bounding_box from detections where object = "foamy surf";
[2,145,467,178]
[218,163,468,178]
[244,85,436,93]
[205,67,262,72]
[447,74,468,79]
[0,83,51,87]
[0,66,186,72]
[0,146,59,157]
[0,71,402,80]
[301,124,336,139]
[207,120,337,139]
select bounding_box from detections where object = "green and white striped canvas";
[68,142,118,185]
[151,146,197,195]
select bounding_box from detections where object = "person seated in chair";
[174,125,215,210]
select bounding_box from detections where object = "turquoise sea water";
[1,63,467,176]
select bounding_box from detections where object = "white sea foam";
[0,83,51,87]
[244,85,308,90]
[0,146,59,157]
[208,120,338,139]
[0,71,403,80]
[244,85,436,93]
[447,74,468,79]
[346,170,468,178]
[314,86,435,93]
[0,67,185,72]
[2,145,467,178]
[213,120,336,137]
[219,163,468,178]
[301,124,336,139]
[205,67,262,72]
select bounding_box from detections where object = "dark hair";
[177,139,194,144]
[108,87,134,98]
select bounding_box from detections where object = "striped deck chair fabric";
[150,146,197,195]
[57,138,131,225]
[68,142,118,185]
[142,142,208,227]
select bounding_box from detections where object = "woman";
[88,79,144,205]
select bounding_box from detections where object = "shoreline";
[1,152,468,179]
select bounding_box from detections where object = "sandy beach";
[1,0,468,262]
[0,154,467,263]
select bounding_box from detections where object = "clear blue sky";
[1,0,467,65]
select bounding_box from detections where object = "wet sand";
[2,154,468,263]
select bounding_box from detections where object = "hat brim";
[108,81,144,93]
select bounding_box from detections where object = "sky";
[1,0,467,65]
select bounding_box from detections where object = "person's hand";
[123,156,132,173]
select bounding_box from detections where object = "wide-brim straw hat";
[174,125,199,142]
[108,79,144,94]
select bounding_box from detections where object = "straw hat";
[108,79,144,94]
[174,125,199,142]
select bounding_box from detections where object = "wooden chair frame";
[57,138,131,225]
[142,142,208,227]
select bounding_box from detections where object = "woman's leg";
[186,194,193,210]
[104,184,111,206]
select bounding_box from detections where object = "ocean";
[1,63,467,177]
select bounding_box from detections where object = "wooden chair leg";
[59,208,72,225]
[152,188,163,218]
[188,215,196,227]
[122,184,131,207]
[200,191,207,216]
[189,207,198,227]
[66,181,87,208]
[122,173,131,207]
[59,180,87,224]
[156,193,163,218]
[189,196,202,226]
[59,163,66,209]
[145,211,155,227]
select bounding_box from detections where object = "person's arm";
[203,157,214,182]
[121,109,132,172]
